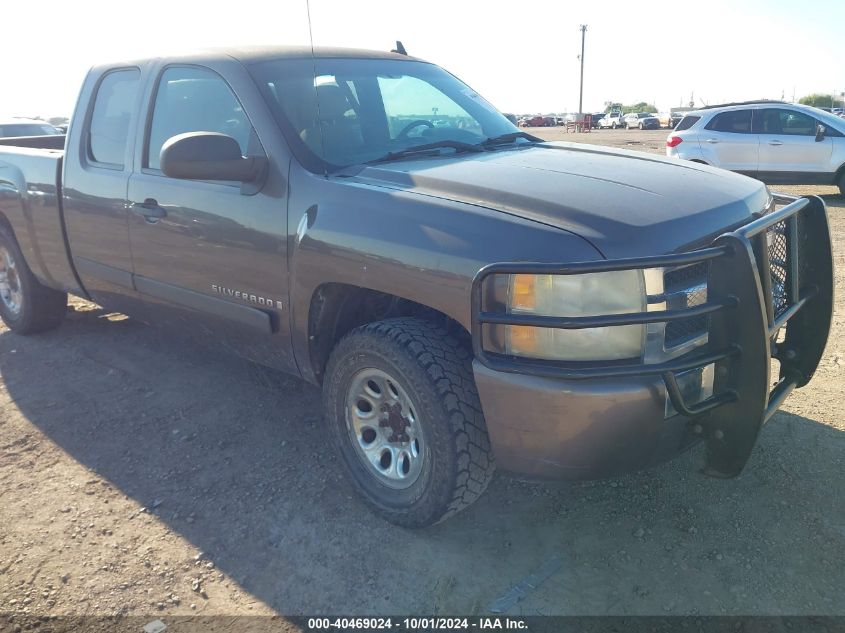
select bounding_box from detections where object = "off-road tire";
[323,317,495,527]
[0,224,67,334]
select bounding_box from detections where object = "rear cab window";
[705,110,752,133]
[87,69,141,167]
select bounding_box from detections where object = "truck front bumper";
[474,363,698,479]
[471,195,833,480]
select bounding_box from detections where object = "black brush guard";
[471,195,833,477]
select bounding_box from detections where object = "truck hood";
[349,142,769,259]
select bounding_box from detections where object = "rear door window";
[705,110,752,133]
[145,66,253,170]
[88,69,141,167]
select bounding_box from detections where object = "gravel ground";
[1,128,843,621]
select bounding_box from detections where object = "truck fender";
[0,163,39,276]
[0,154,82,294]
[285,176,603,383]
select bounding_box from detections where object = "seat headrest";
[316,84,352,120]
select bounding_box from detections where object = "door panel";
[698,109,758,172]
[126,64,295,372]
[756,108,833,178]
[62,67,143,309]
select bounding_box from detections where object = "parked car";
[591,112,606,128]
[597,111,624,129]
[667,102,845,194]
[669,111,687,128]
[0,118,61,138]
[503,113,518,125]
[0,47,833,527]
[624,112,660,130]
[520,115,548,127]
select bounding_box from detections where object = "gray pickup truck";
[0,46,833,527]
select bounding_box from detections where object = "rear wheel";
[323,318,495,527]
[0,225,66,334]
[612,122,617,129]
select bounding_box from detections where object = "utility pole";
[578,25,587,116]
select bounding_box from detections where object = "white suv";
[666,101,845,195]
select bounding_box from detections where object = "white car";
[597,112,624,129]
[623,112,660,130]
[666,101,845,195]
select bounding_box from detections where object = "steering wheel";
[397,119,434,139]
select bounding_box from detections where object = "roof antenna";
[305,0,327,177]
[391,41,408,55]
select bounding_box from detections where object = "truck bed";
[0,141,83,294]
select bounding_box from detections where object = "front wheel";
[837,171,845,197]
[323,318,495,527]
[639,123,644,130]
[0,225,66,334]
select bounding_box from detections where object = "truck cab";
[0,47,834,527]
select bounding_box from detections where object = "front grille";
[767,221,789,317]
[665,315,709,348]
[663,261,709,348]
[664,262,708,302]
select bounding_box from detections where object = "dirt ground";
[1,128,843,623]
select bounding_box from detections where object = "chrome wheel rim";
[0,246,22,317]
[345,368,425,489]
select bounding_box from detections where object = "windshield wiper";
[480,131,543,147]
[368,140,483,164]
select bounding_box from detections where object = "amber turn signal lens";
[510,274,536,311]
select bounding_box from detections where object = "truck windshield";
[249,57,519,172]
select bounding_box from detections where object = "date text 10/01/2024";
[306,617,529,630]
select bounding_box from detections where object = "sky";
[2,0,843,119]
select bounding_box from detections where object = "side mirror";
[815,124,826,142]
[160,132,267,182]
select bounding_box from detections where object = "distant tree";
[799,93,836,108]
[622,102,658,114]
[604,102,658,114]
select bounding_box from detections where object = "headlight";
[502,271,646,361]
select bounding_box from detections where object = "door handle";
[130,199,167,221]
[705,138,719,144]
[768,140,783,146]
